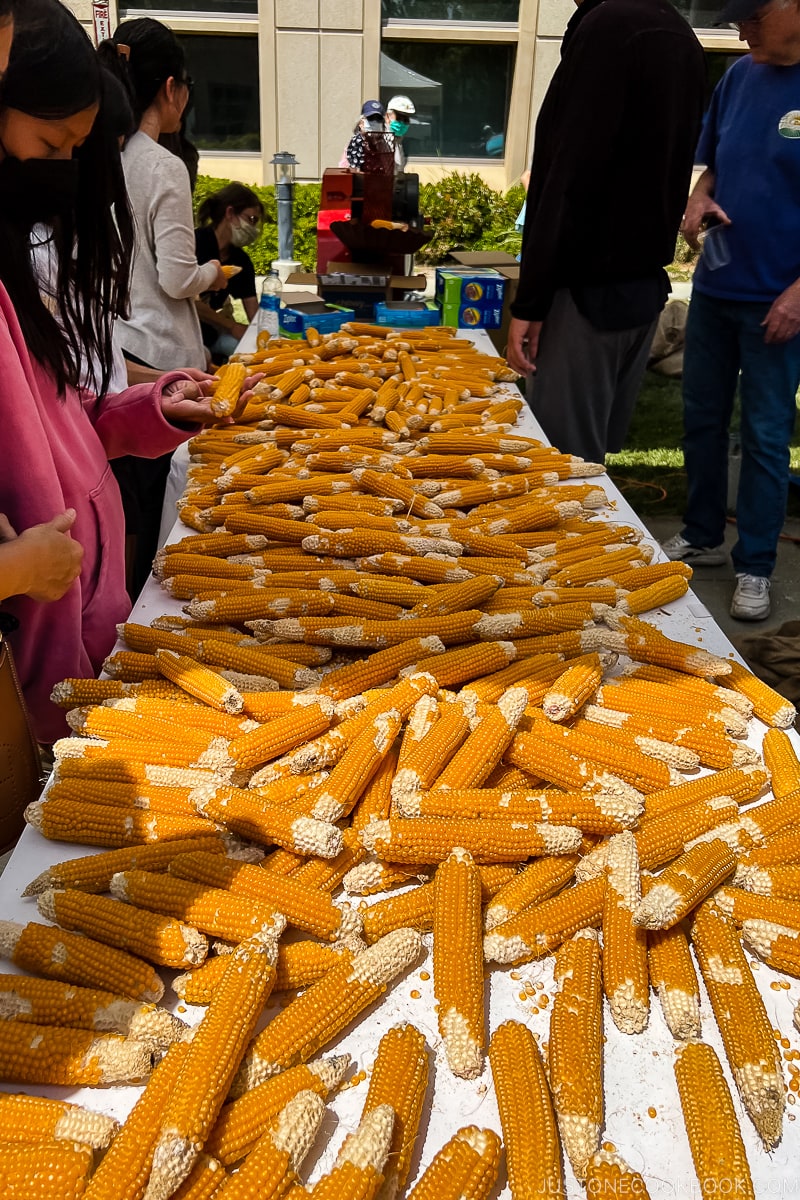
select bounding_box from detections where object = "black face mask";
[0,155,80,227]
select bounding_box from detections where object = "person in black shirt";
[507,0,706,463]
[194,183,263,362]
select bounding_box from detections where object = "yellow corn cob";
[719,659,796,727]
[691,900,784,1147]
[45,777,199,818]
[163,531,269,556]
[0,918,164,1003]
[585,1151,651,1199]
[144,932,279,1200]
[0,1092,119,1150]
[627,795,740,873]
[25,797,215,848]
[22,835,238,897]
[483,855,576,930]
[595,679,746,738]
[488,1020,565,1200]
[307,1104,394,1200]
[611,616,732,677]
[360,1024,428,1200]
[212,1090,325,1200]
[582,703,751,771]
[456,650,566,704]
[602,830,648,1034]
[390,702,471,799]
[351,747,397,832]
[412,641,520,690]
[103,650,161,681]
[612,561,693,590]
[570,712,702,773]
[541,654,603,721]
[0,1018,152,1086]
[483,876,606,965]
[738,788,800,844]
[199,640,323,688]
[361,815,581,864]
[0,973,186,1049]
[156,650,245,713]
[37,888,207,970]
[206,1056,348,1166]
[734,862,800,899]
[197,787,343,857]
[674,1041,755,1200]
[645,875,701,1039]
[761,727,800,797]
[622,662,753,717]
[549,929,603,1180]
[111,868,283,943]
[317,637,445,701]
[211,361,248,417]
[432,687,528,791]
[101,696,252,739]
[616,574,689,615]
[168,851,359,941]
[309,708,404,823]
[405,1127,501,1200]
[227,699,334,770]
[633,838,736,929]
[715,885,800,928]
[0,1140,94,1199]
[396,786,641,833]
[504,731,641,803]
[642,765,767,820]
[404,575,500,618]
[232,928,422,1094]
[433,848,484,1079]
[734,829,800,880]
[50,677,130,708]
[742,918,800,977]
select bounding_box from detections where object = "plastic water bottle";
[256,270,282,340]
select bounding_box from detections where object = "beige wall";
[62,0,743,197]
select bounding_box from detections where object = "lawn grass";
[606,371,800,520]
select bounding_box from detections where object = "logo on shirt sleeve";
[778,111,800,138]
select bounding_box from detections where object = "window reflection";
[380,43,514,159]
[178,34,260,152]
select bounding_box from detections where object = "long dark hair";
[197,183,264,228]
[0,0,134,397]
[99,18,187,133]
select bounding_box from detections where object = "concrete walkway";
[646,513,800,645]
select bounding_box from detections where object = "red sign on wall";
[92,1,112,45]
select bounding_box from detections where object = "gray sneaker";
[661,532,727,567]
[730,573,771,621]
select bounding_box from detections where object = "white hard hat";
[386,94,415,116]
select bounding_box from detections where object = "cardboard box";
[286,263,426,322]
[446,252,520,352]
[435,267,507,330]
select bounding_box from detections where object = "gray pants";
[525,287,658,463]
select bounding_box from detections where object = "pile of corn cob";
[0,323,798,1199]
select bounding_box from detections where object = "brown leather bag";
[0,628,41,853]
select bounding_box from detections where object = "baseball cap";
[361,99,385,119]
[719,0,767,21]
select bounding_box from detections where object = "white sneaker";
[661,532,727,567]
[730,573,771,621]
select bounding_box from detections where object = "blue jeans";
[681,289,800,577]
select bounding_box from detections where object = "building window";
[380,42,515,159]
[178,35,260,152]
[382,1,519,19]
[122,0,257,12]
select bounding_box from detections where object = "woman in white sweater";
[104,19,228,371]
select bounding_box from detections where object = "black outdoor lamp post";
[271,151,298,263]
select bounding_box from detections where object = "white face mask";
[230,217,259,248]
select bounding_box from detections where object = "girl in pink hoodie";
[0,1,243,742]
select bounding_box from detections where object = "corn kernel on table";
[1,326,799,1198]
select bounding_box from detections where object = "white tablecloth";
[2,328,799,1196]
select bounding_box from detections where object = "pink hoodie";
[0,282,194,743]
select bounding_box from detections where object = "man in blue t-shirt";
[663,0,800,621]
